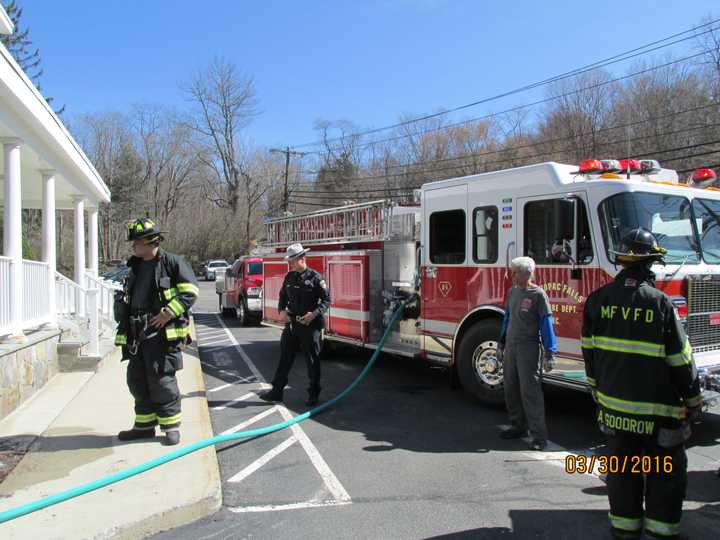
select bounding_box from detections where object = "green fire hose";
[0,300,409,524]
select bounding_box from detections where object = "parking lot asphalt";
[152,281,720,540]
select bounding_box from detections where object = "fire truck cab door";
[422,184,468,340]
[517,191,599,386]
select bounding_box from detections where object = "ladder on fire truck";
[264,200,395,247]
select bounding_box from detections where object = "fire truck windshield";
[691,198,720,263]
[599,192,701,264]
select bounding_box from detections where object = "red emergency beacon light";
[690,168,718,188]
[619,159,642,173]
[577,159,604,174]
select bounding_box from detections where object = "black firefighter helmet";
[126,218,165,245]
[612,227,667,264]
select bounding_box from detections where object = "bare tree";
[74,112,142,261]
[182,57,259,214]
[133,105,199,223]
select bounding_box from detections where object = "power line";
[300,101,720,181]
[299,51,711,157]
[293,120,720,193]
[292,20,720,150]
[289,143,720,205]
[293,124,720,190]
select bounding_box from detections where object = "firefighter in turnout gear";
[260,243,330,406]
[582,228,702,540]
[114,218,199,446]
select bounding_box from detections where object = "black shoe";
[500,426,527,439]
[162,430,180,446]
[305,395,319,407]
[529,438,547,451]
[118,428,156,441]
[259,389,283,402]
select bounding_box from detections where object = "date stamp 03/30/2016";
[565,454,673,475]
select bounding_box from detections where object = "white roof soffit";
[0,6,14,35]
[0,42,110,204]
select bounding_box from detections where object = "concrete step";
[56,340,90,372]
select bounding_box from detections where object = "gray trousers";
[503,341,547,441]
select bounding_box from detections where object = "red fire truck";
[217,256,264,325]
[260,160,720,405]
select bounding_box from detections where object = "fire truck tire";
[237,298,250,326]
[456,320,505,406]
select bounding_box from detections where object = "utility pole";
[269,146,307,214]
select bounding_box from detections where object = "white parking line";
[201,339,232,347]
[220,405,279,435]
[212,391,255,411]
[497,425,602,479]
[208,380,258,393]
[228,499,351,514]
[228,436,298,483]
[212,313,352,511]
[200,361,253,381]
[278,405,352,503]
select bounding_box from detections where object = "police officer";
[582,228,702,540]
[114,218,199,446]
[260,243,330,406]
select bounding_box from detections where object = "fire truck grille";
[687,276,720,353]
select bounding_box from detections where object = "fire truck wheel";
[237,299,250,326]
[456,320,505,406]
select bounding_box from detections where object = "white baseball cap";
[284,243,309,260]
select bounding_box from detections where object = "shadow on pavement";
[426,505,720,539]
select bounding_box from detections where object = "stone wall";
[0,331,61,421]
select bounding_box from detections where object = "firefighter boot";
[259,388,284,402]
[305,393,320,407]
[163,429,180,446]
[118,427,156,441]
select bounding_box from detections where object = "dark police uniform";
[114,249,199,433]
[270,267,330,399]
[582,264,702,539]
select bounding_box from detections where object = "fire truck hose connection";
[0,298,412,524]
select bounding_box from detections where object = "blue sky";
[21,0,720,150]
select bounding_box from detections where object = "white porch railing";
[22,260,51,328]
[56,270,85,318]
[85,270,121,326]
[0,256,11,336]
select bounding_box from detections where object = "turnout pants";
[503,341,547,441]
[606,432,687,539]
[126,335,183,431]
[272,322,322,396]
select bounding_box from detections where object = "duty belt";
[128,312,159,355]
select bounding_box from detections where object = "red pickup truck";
[217,256,263,325]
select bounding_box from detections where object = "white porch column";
[72,195,86,317]
[2,138,25,341]
[41,169,57,327]
[88,204,99,278]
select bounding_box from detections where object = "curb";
[110,346,222,539]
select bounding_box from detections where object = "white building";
[0,6,114,418]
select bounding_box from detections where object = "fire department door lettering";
[438,281,452,297]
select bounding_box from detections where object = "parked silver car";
[202,259,230,281]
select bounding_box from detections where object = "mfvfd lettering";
[600,305,654,323]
